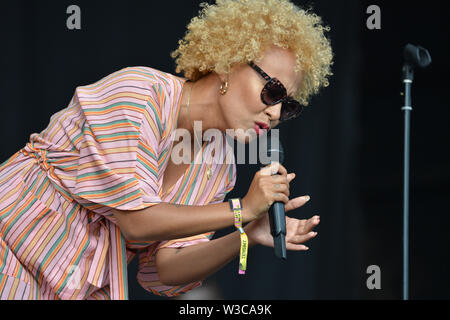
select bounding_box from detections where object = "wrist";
[228,197,250,275]
[241,197,255,223]
[243,223,258,248]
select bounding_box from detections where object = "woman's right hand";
[242,162,296,223]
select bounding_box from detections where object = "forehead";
[255,45,302,96]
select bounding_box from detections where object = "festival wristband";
[228,198,248,275]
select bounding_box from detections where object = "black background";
[1,0,449,299]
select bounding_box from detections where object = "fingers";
[286,243,309,251]
[291,231,318,244]
[274,162,288,176]
[260,163,295,205]
[260,161,288,177]
[268,174,294,201]
[273,182,290,198]
[296,216,320,234]
[273,192,290,205]
[287,173,296,182]
[287,219,320,251]
[284,195,310,212]
[304,215,320,233]
[287,228,318,251]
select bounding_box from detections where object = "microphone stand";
[401,63,413,301]
[401,44,431,300]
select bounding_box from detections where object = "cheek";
[220,78,264,132]
[233,82,263,114]
[224,87,258,116]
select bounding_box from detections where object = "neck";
[177,73,224,145]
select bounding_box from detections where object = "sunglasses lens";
[262,79,286,105]
[281,99,303,121]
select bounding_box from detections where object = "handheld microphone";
[259,130,287,260]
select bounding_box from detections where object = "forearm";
[114,201,254,242]
[156,225,257,286]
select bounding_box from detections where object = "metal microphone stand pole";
[400,43,431,300]
[401,63,413,301]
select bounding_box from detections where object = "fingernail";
[304,195,311,202]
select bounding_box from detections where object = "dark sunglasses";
[249,61,303,121]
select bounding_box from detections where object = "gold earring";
[219,81,228,95]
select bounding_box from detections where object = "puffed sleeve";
[66,67,169,218]
[135,162,237,297]
[155,159,236,250]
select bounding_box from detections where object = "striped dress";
[0,66,236,300]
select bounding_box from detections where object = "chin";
[231,131,258,144]
[225,121,258,144]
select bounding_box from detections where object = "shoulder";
[74,66,186,116]
[113,66,185,93]
[76,66,185,96]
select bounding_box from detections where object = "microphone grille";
[260,130,285,165]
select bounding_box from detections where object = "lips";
[254,122,270,136]
[254,124,261,136]
[255,122,270,130]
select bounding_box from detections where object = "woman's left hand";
[244,197,320,251]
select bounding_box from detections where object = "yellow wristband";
[238,229,248,274]
[229,198,248,275]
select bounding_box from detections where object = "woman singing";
[0,0,333,299]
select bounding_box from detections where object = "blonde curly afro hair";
[170,0,334,106]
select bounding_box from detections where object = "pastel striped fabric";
[0,66,236,300]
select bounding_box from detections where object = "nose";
[265,103,282,126]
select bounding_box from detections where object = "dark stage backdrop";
[1,0,449,299]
